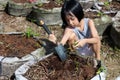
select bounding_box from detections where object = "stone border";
[27,6,62,26]
[6,0,34,16]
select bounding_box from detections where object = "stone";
[112,11,120,21]
[110,21,120,48]
[27,6,62,25]
[94,15,112,36]
[7,0,34,16]
[0,23,4,33]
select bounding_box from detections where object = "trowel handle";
[39,20,52,35]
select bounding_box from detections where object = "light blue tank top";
[73,18,93,56]
[73,18,91,39]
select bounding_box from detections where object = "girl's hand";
[73,39,86,48]
[49,34,57,44]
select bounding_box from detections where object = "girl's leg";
[93,39,101,60]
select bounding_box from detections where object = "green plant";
[96,1,111,17]
[74,59,80,72]
[36,2,43,7]
[97,11,104,17]
[96,66,106,74]
[104,1,110,10]
[55,0,64,6]
[34,43,41,48]
[24,27,39,38]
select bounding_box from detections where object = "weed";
[74,59,80,72]
[55,0,64,6]
[24,27,39,38]
[104,1,110,10]
[97,11,104,17]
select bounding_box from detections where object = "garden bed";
[0,33,40,58]
[0,32,46,78]
[15,53,106,80]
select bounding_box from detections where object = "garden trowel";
[39,20,67,61]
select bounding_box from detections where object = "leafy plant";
[55,0,64,6]
[97,11,104,17]
[24,27,39,38]
[74,59,80,72]
[96,1,111,17]
[96,66,106,74]
[36,2,43,7]
[104,1,110,10]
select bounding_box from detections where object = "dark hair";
[61,0,84,29]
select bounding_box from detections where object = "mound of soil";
[39,0,63,9]
[24,54,97,80]
[0,34,40,58]
[12,0,29,3]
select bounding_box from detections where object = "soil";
[39,0,64,9]
[84,1,120,19]
[0,34,41,58]
[12,0,29,3]
[24,54,96,80]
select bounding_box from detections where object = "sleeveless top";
[73,18,94,56]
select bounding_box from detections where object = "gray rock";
[0,23,4,33]
[0,0,9,11]
[79,1,94,10]
[110,11,120,48]
[94,15,112,36]
[112,11,120,21]
[110,21,120,48]
[28,6,62,26]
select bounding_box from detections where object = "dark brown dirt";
[12,0,29,3]
[24,54,96,80]
[0,34,41,58]
[84,1,120,19]
[36,0,64,9]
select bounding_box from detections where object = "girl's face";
[65,12,79,27]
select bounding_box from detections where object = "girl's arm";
[85,19,100,44]
[60,28,71,45]
[74,19,100,48]
[49,27,71,45]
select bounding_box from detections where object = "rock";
[27,6,62,25]
[0,23,4,33]
[112,11,120,21]
[110,11,120,48]
[94,15,112,36]
[79,0,94,10]
[6,0,34,16]
[110,21,120,48]
[0,4,5,11]
[0,0,9,11]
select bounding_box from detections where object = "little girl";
[49,0,101,66]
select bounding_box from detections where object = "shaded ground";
[101,37,120,80]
